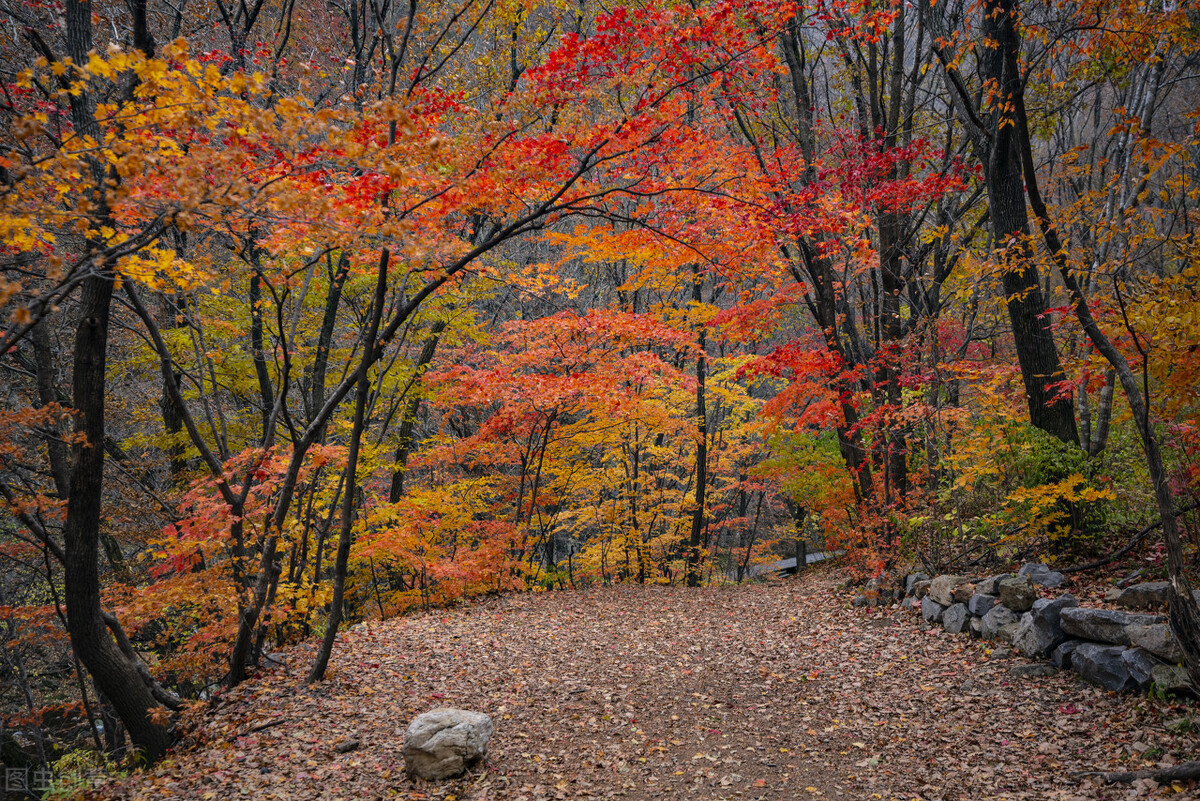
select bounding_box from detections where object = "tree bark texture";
[63,274,172,761]
[979,0,1079,447]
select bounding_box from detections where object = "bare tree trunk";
[1088,370,1116,457]
[32,321,70,497]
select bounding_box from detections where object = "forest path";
[98,569,1194,800]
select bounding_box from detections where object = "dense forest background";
[1,0,1199,779]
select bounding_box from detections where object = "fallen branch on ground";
[1078,761,1200,784]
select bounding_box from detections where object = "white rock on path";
[403,708,494,780]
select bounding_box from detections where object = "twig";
[245,718,290,734]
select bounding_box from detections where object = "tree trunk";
[248,268,275,440]
[309,253,349,436]
[1088,369,1116,458]
[685,264,707,588]
[55,0,172,762]
[979,0,1078,447]
[776,27,876,505]
[309,249,389,682]
[32,321,70,497]
[63,273,171,761]
[158,286,188,479]
[389,320,446,502]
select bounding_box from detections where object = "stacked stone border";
[854,565,1197,696]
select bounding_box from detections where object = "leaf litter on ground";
[90,567,1199,800]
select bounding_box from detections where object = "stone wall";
[856,565,1196,696]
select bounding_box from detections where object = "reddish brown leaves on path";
[95,569,1196,800]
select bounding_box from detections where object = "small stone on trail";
[1126,623,1184,663]
[974,575,1009,595]
[1072,643,1133,692]
[1051,640,1079,669]
[905,573,929,595]
[1151,664,1196,697]
[1060,608,1164,646]
[951,582,976,604]
[1121,647,1160,691]
[1011,595,1077,659]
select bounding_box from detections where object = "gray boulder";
[852,595,871,608]
[968,593,999,617]
[974,575,1009,595]
[403,708,494,780]
[1122,648,1161,691]
[969,617,983,638]
[928,575,970,606]
[1151,664,1196,697]
[1059,608,1165,646]
[998,576,1037,613]
[1051,640,1080,669]
[942,603,970,634]
[1012,595,1078,658]
[981,604,1020,641]
[905,573,930,595]
[921,596,946,623]
[1113,581,1170,610]
[1018,563,1067,589]
[1126,623,1184,663]
[1072,643,1133,692]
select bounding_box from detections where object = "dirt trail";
[96,569,1197,800]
